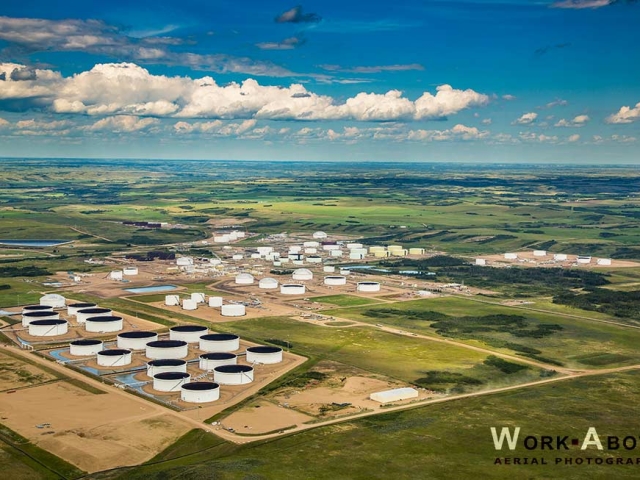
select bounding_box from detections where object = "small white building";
[370,387,419,404]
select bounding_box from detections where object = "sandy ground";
[480,251,640,269]
[223,400,314,434]
[0,381,190,473]
[0,350,57,391]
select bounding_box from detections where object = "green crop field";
[309,294,380,307]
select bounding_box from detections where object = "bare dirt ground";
[0,350,57,391]
[0,381,191,473]
[222,400,314,434]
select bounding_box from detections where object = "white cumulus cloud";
[606,102,640,124]
[513,112,538,125]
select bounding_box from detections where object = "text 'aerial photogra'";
[0,0,639,479]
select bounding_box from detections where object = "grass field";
[325,297,640,368]
[309,294,380,307]
[91,370,640,480]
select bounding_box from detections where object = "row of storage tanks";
[233,269,381,293]
[498,252,611,265]
[21,302,127,337]
[68,325,283,403]
[108,267,139,281]
[165,293,247,316]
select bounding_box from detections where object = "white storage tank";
[213,234,230,243]
[199,352,237,370]
[22,311,60,327]
[350,248,367,256]
[85,316,124,333]
[289,246,302,254]
[340,269,351,276]
[369,246,385,253]
[280,284,306,295]
[597,258,612,266]
[475,258,487,266]
[357,282,381,292]
[146,340,189,359]
[96,349,132,367]
[504,253,518,260]
[147,359,187,377]
[117,331,158,350]
[181,382,220,403]
[304,248,318,254]
[221,304,246,317]
[22,305,53,315]
[257,246,274,256]
[109,270,124,281]
[182,298,197,310]
[76,308,112,324]
[533,250,546,257]
[69,339,103,356]
[349,252,365,260]
[330,250,343,257]
[235,273,254,285]
[391,249,408,257]
[208,296,223,307]
[303,241,320,248]
[67,302,96,316]
[246,346,283,364]
[409,248,425,255]
[191,292,206,304]
[153,372,191,392]
[322,244,340,251]
[259,277,279,289]
[292,268,313,281]
[232,254,244,260]
[170,325,209,343]
[176,257,194,266]
[323,266,336,273]
[374,251,390,258]
[199,334,240,352]
[347,243,363,250]
[123,266,139,276]
[250,253,261,259]
[577,256,592,264]
[39,294,66,309]
[213,364,254,385]
[554,253,568,261]
[28,319,68,336]
[313,231,327,239]
[165,295,180,306]
[324,276,347,286]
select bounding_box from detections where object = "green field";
[309,294,380,307]
[325,297,640,368]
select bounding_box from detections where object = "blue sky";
[0,0,639,162]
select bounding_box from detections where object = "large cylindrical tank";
[28,319,68,336]
[303,241,320,248]
[176,257,193,266]
[533,250,547,257]
[330,250,343,257]
[324,276,347,286]
[181,382,220,403]
[117,331,158,350]
[182,298,197,310]
[67,302,97,316]
[77,308,112,324]
[258,277,279,289]
[292,268,313,281]
[199,334,240,352]
[153,372,191,392]
[369,246,385,253]
[165,295,180,306]
[96,349,132,367]
[85,316,123,333]
[347,243,364,250]
[109,270,123,281]
[170,325,209,343]
[257,246,273,256]
[213,365,254,385]
[235,273,254,285]
[69,339,103,356]
[147,359,187,377]
[409,248,425,255]
[313,231,327,239]
[323,266,336,273]
[22,305,53,315]
[145,340,189,359]
[246,346,283,365]
[304,248,318,254]
[357,282,381,292]
[554,253,568,261]
[280,284,306,295]
[208,296,223,307]
[221,304,246,317]
[22,311,60,327]
[39,294,66,309]
[199,352,237,370]
[123,266,139,276]
[191,292,206,304]
[505,253,518,260]
[306,256,322,263]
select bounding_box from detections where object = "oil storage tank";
[22,311,59,327]
[182,298,197,310]
[39,294,66,309]
[324,276,347,286]
[213,364,254,385]
[147,359,187,377]
[258,277,279,289]
[22,305,53,315]
[153,372,191,392]
[246,346,283,364]
[69,339,103,356]
[145,340,189,359]
[208,296,223,307]
[28,319,68,336]
[357,282,381,292]
[96,349,132,367]
[67,302,96,316]
[292,268,313,281]
[280,284,305,295]
[165,295,180,306]
[235,273,254,285]
[117,331,158,350]
[221,304,246,317]
[199,352,237,370]
[199,334,240,352]
[76,308,112,324]
[181,382,220,403]
[170,325,209,343]
[85,316,123,333]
